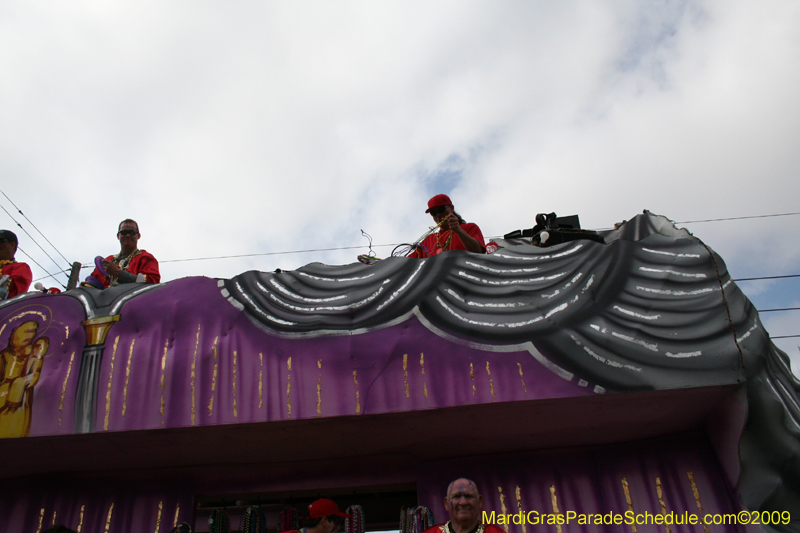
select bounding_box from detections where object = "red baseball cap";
[425,194,452,213]
[306,498,351,519]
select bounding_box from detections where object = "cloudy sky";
[2,1,799,371]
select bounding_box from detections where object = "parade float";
[0,211,798,532]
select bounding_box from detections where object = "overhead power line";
[0,189,71,265]
[31,270,71,284]
[29,209,800,285]
[17,246,66,288]
[759,307,800,313]
[675,212,800,224]
[0,197,69,278]
[583,211,800,233]
[134,244,402,265]
[733,274,800,282]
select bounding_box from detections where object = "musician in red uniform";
[0,230,32,299]
[409,195,486,258]
[423,478,506,533]
[89,219,160,288]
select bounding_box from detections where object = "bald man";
[423,478,506,533]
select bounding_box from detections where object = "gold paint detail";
[208,337,219,415]
[58,351,76,425]
[549,485,562,533]
[104,502,115,533]
[655,477,671,533]
[81,315,121,346]
[78,504,85,532]
[286,356,292,418]
[65,325,69,340]
[286,379,292,417]
[316,379,322,417]
[621,477,637,533]
[160,338,169,416]
[8,309,48,325]
[52,510,57,526]
[515,485,527,533]
[486,361,496,401]
[420,353,428,398]
[687,472,710,533]
[258,352,263,409]
[233,350,238,417]
[154,500,163,533]
[104,336,120,431]
[403,353,409,397]
[37,507,45,533]
[517,362,527,392]
[498,487,507,515]
[122,339,136,416]
[160,339,168,383]
[353,370,361,414]
[316,359,322,417]
[173,504,181,527]
[191,324,200,426]
[470,362,475,396]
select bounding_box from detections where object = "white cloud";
[2,0,799,371]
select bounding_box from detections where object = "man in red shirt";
[0,230,32,299]
[409,195,486,258]
[88,219,160,288]
[423,478,506,533]
[284,499,350,533]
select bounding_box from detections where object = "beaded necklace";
[345,505,364,533]
[401,506,434,533]
[413,507,434,533]
[435,230,454,252]
[400,506,412,533]
[208,508,231,533]
[445,522,484,533]
[107,249,142,286]
[0,259,15,270]
[280,507,300,532]
[242,506,267,533]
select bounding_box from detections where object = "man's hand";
[102,259,121,277]
[443,213,461,231]
[444,215,485,253]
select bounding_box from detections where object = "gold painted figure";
[0,321,49,438]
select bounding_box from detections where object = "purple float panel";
[0,211,798,531]
[416,432,762,533]
[2,277,597,440]
[0,476,195,533]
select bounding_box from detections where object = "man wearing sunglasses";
[0,230,32,299]
[88,219,160,288]
[409,194,486,258]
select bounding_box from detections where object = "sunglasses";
[118,230,138,236]
[429,205,451,217]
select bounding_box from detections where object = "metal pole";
[67,261,81,290]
